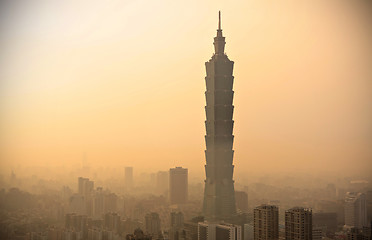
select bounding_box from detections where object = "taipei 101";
[0,1,371,240]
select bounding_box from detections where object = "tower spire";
[218,11,221,30]
[214,11,225,55]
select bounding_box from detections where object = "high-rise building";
[198,222,215,240]
[78,177,94,197]
[253,204,279,240]
[184,222,199,240]
[170,212,184,240]
[125,167,134,190]
[285,207,312,240]
[171,212,184,229]
[69,194,86,215]
[93,187,104,219]
[77,177,94,217]
[169,167,188,205]
[103,212,121,233]
[104,193,118,213]
[78,177,87,195]
[344,192,367,229]
[145,212,161,237]
[235,191,248,213]
[366,190,372,223]
[157,171,169,195]
[202,11,237,221]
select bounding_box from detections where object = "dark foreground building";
[202,11,237,221]
[285,207,312,240]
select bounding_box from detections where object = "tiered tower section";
[202,12,237,221]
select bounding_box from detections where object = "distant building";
[69,194,86,215]
[285,207,312,240]
[104,193,118,213]
[253,204,279,240]
[244,224,253,240]
[171,212,184,229]
[312,226,323,240]
[103,212,121,233]
[145,212,161,237]
[326,184,337,200]
[125,167,134,190]
[366,190,372,223]
[184,222,198,240]
[77,177,94,217]
[313,212,337,235]
[235,191,248,213]
[344,192,367,229]
[65,213,88,231]
[346,226,371,240]
[93,187,104,219]
[64,213,88,239]
[198,222,215,240]
[78,177,87,195]
[169,167,188,205]
[156,171,169,195]
[170,212,184,240]
[78,177,94,197]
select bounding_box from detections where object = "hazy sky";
[1,0,371,177]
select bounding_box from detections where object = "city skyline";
[0,2,372,239]
[1,0,371,178]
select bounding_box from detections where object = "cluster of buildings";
[2,11,372,240]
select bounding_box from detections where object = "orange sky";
[0,0,371,177]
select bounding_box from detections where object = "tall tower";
[203,11,237,221]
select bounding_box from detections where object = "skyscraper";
[253,204,279,240]
[78,177,94,197]
[125,167,134,190]
[169,167,188,205]
[170,212,184,240]
[203,11,237,221]
[235,191,249,213]
[344,192,367,229]
[285,207,312,240]
[156,171,169,195]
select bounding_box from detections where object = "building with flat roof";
[285,207,312,240]
[254,204,279,240]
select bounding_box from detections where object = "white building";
[198,222,241,240]
[344,192,367,229]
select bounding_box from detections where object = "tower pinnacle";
[214,11,225,55]
[218,11,221,30]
